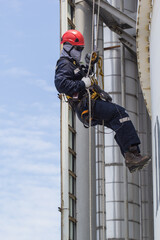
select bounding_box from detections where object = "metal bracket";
[99,0,136,28]
[85,0,137,55]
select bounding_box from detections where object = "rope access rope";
[96,2,106,239]
[87,1,103,240]
[88,1,95,239]
[94,3,106,237]
[93,1,106,240]
[85,1,124,237]
[96,0,101,48]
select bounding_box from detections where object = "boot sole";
[128,158,151,173]
[137,158,151,171]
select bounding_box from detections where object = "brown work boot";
[125,146,151,173]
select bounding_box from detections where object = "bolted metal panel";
[150,1,160,239]
[103,1,141,239]
[60,1,70,239]
[138,83,153,240]
[136,0,152,118]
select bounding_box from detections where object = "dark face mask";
[62,44,84,62]
[69,47,82,62]
[74,46,84,52]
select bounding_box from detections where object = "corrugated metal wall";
[100,0,154,239]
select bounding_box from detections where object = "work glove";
[82,77,92,88]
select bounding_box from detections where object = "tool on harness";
[85,51,99,66]
[81,109,90,128]
[96,57,104,90]
[92,83,112,102]
[76,83,112,127]
[77,92,98,128]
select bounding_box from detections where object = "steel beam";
[98,0,136,28]
[85,0,136,54]
[85,0,136,29]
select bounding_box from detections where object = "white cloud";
[3,135,53,151]
[0,122,59,159]
[0,183,60,240]
[30,78,56,93]
[19,162,60,176]
[0,67,33,78]
[0,104,61,239]
[21,114,59,129]
[0,103,60,130]
[0,0,61,238]
[0,65,56,94]
[0,168,61,239]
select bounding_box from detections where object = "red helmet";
[61,29,84,46]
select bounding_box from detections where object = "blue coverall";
[54,56,140,155]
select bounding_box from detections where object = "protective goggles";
[74,46,84,52]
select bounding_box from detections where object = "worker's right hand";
[82,77,92,88]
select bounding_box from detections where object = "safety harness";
[60,52,112,127]
[66,82,112,127]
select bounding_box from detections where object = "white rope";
[96,0,101,48]
[88,1,95,240]
[87,0,95,77]
[88,1,106,240]
[87,0,101,77]
[102,121,105,240]
[95,1,106,240]
[87,2,126,239]
[91,0,95,52]
[88,88,92,240]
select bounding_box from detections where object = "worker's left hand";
[82,77,92,88]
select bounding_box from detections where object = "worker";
[54,29,151,173]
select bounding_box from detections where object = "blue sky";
[0,0,60,239]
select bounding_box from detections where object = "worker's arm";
[54,59,86,97]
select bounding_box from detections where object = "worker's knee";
[114,105,129,122]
